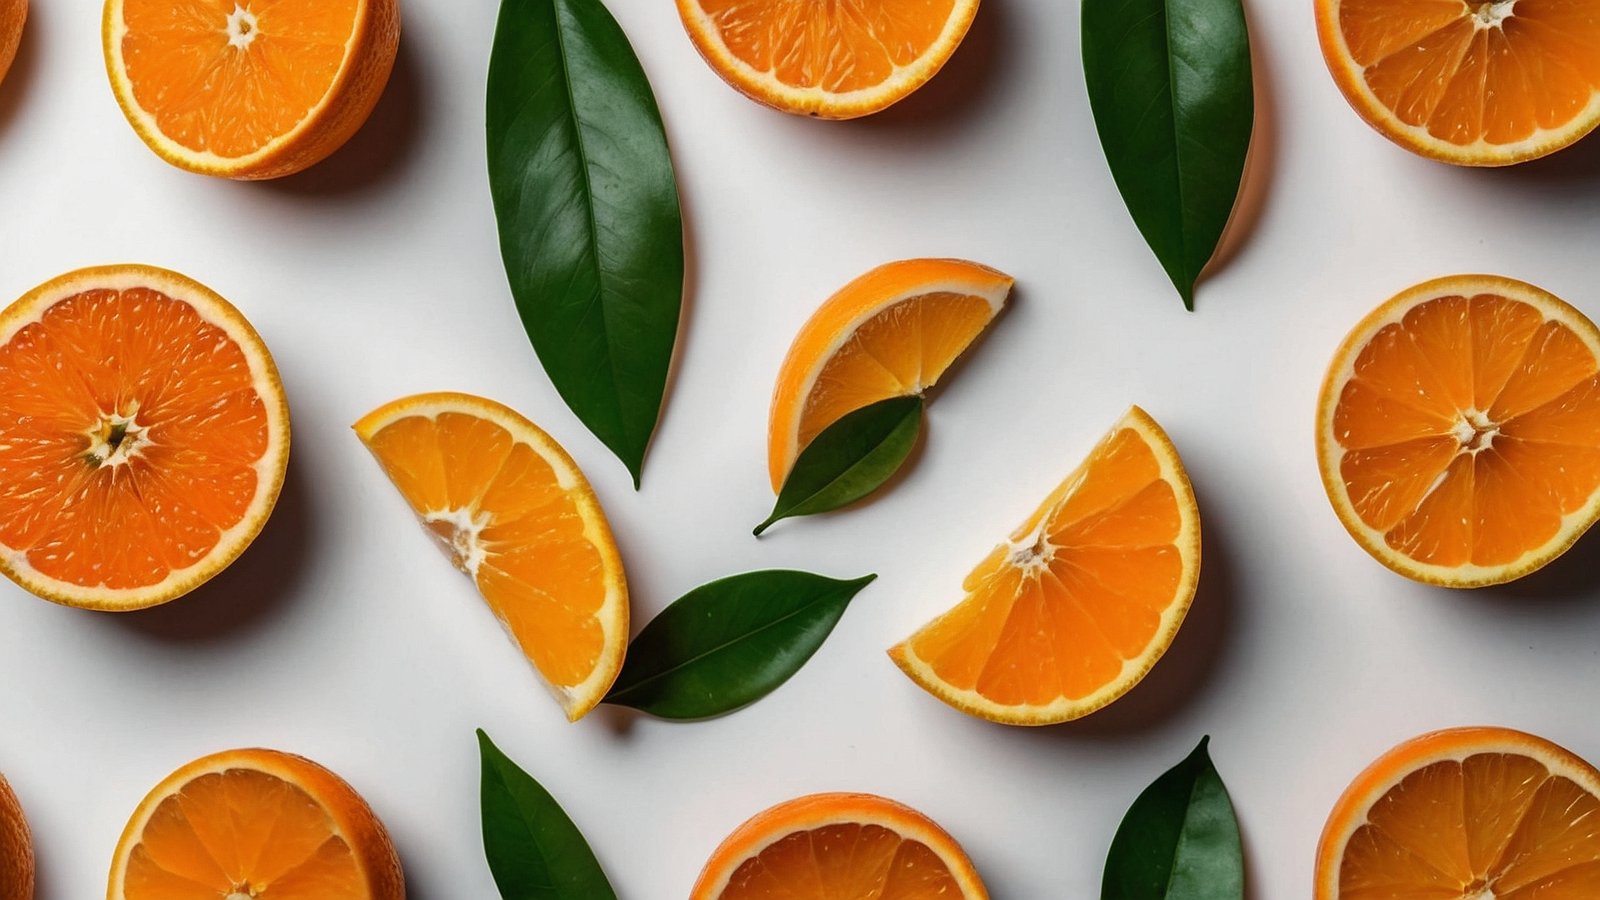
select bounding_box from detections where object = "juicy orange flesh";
[693,0,957,92]
[718,823,961,899]
[363,412,606,688]
[906,426,1183,706]
[118,0,359,158]
[800,291,993,448]
[0,288,269,590]
[124,768,362,899]
[1339,753,1600,898]
[1338,0,1600,146]
[1333,293,1600,569]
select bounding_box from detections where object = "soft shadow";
[591,702,641,738]
[855,0,1011,129]
[1486,124,1600,188]
[1460,525,1600,604]
[0,1,40,140]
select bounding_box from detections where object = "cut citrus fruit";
[1316,727,1600,899]
[109,748,404,900]
[0,0,24,89]
[768,258,1012,490]
[677,0,982,119]
[0,774,32,900]
[102,0,400,179]
[691,792,988,899]
[1315,0,1600,165]
[0,265,290,611]
[355,392,628,722]
[890,406,1200,725]
[1317,275,1600,587]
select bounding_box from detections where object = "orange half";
[0,774,32,900]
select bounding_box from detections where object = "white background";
[3,1,1600,897]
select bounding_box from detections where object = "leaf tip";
[753,514,780,537]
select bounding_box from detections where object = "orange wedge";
[1317,275,1600,587]
[355,392,627,721]
[102,0,400,179]
[0,265,290,611]
[1315,0,1600,165]
[0,774,32,900]
[677,0,981,119]
[890,407,1200,725]
[109,748,404,900]
[768,258,1012,490]
[691,793,988,899]
[0,0,24,89]
[1316,727,1600,898]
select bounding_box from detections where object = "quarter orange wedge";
[1317,275,1600,587]
[677,0,982,119]
[0,774,32,900]
[102,0,400,179]
[1316,0,1600,165]
[890,407,1200,725]
[0,265,290,611]
[768,258,1012,491]
[1316,727,1600,899]
[355,392,628,722]
[0,0,24,89]
[690,793,988,900]
[108,748,403,900]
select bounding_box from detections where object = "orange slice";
[102,0,401,179]
[890,407,1200,725]
[0,0,24,88]
[0,774,32,900]
[354,392,628,721]
[108,748,404,900]
[1315,0,1600,165]
[767,258,1012,490]
[1316,727,1600,899]
[1317,275,1600,587]
[0,265,290,611]
[677,0,982,119]
[690,793,988,899]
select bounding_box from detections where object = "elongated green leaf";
[1082,0,1253,309]
[756,396,924,536]
[487,0,684,486]
[1102,737,1243,900]
[604,571,875,720]
[478,729,618,900]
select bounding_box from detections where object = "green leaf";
[478,729,618,900]
[604,571,876,720]
[487,0,684,486]
[756,396,924,536]
[1102,737,1243,900]
[1082,0,1253,310]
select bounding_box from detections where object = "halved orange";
[0,0,24,89]
[0,265,290,611]
[890,406,1201,725]
[0,774,32,900]
[1317,275,1600,587]
[768,258,1012,490]
[1316,0,1600,165]
[690,792,988,899]
[103,0,400,179]
[677,0,982,119]
[1316,727,1600,898]
[355,392,628,721]
[108,748,404,900]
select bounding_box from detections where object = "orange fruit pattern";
[0,0,24,88]
[0,774,32,900]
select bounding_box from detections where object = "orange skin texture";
[0,0,23,89]
[0,775,33,900]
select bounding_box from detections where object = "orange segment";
[1316,0,1600,164]
[768,259,1012,490]
[354,392,628,721]
[889,406,1201,725]
[0,0,24,89]
[0,774,33,900]
[1317,275,1600,587]
[108,749,404,900]
[690,793,988,900]
[1316,727,1600,899]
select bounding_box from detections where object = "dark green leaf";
[487,0,684,486]
[478,729,618,900]
[1082,0,1253,309]
[604,571,875,720]
[1102,736,1243,900]
[755,396,924,536]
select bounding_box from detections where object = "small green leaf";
[487,0,684,486]
[478,729,618,900]
[604,571,875,720]
[1082,0,1254,309]
[1102,736,1243,900]
[756,396,924,536]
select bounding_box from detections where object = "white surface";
[2,2,1600,898]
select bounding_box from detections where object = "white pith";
[225,4,259,49]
